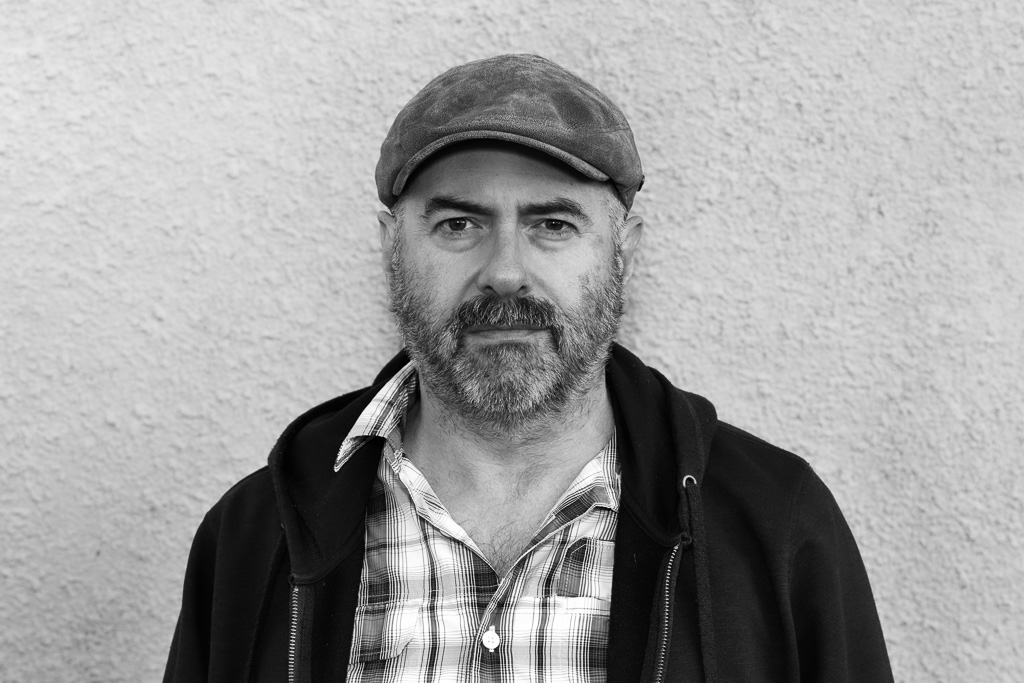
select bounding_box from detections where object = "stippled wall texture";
[2,1,1021,680]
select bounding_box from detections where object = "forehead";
[401,142,615,212]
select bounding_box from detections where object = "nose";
[476,227,529,298]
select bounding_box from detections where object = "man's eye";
[537,219,576,237]
[439,218,473,233]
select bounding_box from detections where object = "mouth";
[465,324,546,333]
[463,325,549,343]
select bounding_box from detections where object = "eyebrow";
[422,195,492,218]
[520,198,590,223]
[420,194,592,223]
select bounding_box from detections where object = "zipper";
[651,543,680,683]
[288,583,300,683]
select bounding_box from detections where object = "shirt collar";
[334,362,417,472]
[334,361,621,513]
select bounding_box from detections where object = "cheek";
[397,255,469,312]
[538,252,607,303]
[423,253,485,300]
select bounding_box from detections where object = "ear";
[618,214,645,284]
[378,210,399,311]
[378,209,398,269]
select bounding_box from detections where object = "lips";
[451,295,558,341]
[465,324,546,333]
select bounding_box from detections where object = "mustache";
[450,295,559,336]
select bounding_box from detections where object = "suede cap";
[376,54,644,209]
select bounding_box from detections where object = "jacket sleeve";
[788,468,894,683]
[163,518,217,683]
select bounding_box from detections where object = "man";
[164,54,893,682]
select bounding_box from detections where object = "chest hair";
[458,507,547,577]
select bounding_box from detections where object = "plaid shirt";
[335,363,620,683]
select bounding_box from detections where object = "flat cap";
[376,54,644,209]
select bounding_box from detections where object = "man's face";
[379,143,643,432]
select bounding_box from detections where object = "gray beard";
[387,239,626,434]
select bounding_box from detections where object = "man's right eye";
[437,218,478,234]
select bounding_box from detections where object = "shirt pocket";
[554,538,615,607]
[541,539,615,673]
[348,598,423,664]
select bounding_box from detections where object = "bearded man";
[164,54,893,682]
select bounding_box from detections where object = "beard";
[387,237,627,433]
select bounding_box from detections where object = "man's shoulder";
[199,466,277,535]
[711,421,812,474]
[199,384,376,524]
[705,421,852,539]
[706,421,825,509]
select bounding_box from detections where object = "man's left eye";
[538,219,575,235]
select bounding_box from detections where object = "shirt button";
[481,625,500,652]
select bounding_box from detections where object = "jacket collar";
[269,344,717,578]
[607,344,717,544]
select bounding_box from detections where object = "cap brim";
[392,130,610,197]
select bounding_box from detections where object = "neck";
[404,370,615,490]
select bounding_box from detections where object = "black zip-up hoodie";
[164,345,893,682]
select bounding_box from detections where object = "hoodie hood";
[607,345,717,544]
[268,344,717,580]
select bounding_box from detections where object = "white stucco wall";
[2,1,1021,680]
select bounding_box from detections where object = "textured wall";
[2,1,1021,680]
